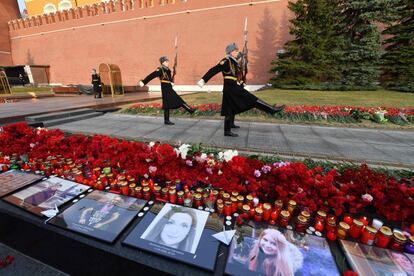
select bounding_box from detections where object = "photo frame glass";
[49,190,147,243]
[123,203,221,271]
[3,176,89,216]
[0,170,43,198]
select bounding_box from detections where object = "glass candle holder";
[326,217,337,233]
[129,183,136,197]
[337,222,350,239]
[242,204,250,219]
[246,194,254,207]
[295,215,308,233]
[315,210,327,225]
[279,210,291,227]
[177,191,185,205]
[134,186,142,199]
[349,219,364,239]
[262,203,272,221]
[287,200,297,214]
[254,208,263,223]
[194,193,203,208]
[300,210,311,221]
[375,226,393,248]
[224,201,232,217]
[361,226,377,245]
[142,186,151,200]
[169,189,177,204]
[390,232,407,251]
[217,203,224,215]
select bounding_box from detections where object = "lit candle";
[315,221,324,232]
[360,216,369,226]
[343,215,353,226]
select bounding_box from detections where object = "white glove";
[139,81,144,87]
[197,79,205,88]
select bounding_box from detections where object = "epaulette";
[219,58,228,65]
[156,67,161,71]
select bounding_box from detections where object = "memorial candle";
[375,226,393,248]
[359,216,369,226]
[224,201,232,217]
[134,186,143,199]
[169,189,177,204]
[360,226,377,245]
[287,200,297,214]
[315,221,324,232]
[254,208,263,223]
[262,203,271,221]
[194,193,203,208]
[279,210,291,227]
[270,209,279,221]
[404,236,414,254]
[230,197,238,213]
[337,222,350,239]
[129,183,136,197]
[349,219,364,239]
[390,232,407,251]
[177,191,185,205]
[343,215,353,226]
[295,215,308,233]
[143,187,151,200]
[315,210,327,225]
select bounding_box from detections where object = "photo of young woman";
[141,203,209,254]
[249,229,297,276]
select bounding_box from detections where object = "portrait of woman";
[143,205,198,253]
[248,229,303,276]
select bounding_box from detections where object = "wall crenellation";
[8,0,184,31]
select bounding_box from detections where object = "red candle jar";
[216,199,223,206]
[120,181,129,196]
[254,208,263,223]
[96,181,105,191]
[274,199,283,212]
[270,210,279,221]
[230,197,238,213]
[300,210,311,221]
[242,205,250,219]
[217,203,224,215]
[231,191,239,198]
[177,191,185,205]
[326,217,337,233]
[134,186,143,199]
[287,200,297,215]
[337,222,350,239]
[194,193,203,208]
[359,216,369,226]
[390,232,407,251]
[161,187,169,201]
[327,231,337,241]
[262,203,271,221]
[375,226,393,248]
[237,195,244,211]
[315,210,327,225]
[279,210,291,227]
[224,201,232,217]
[343,215,353,226]
[153,186,161,200]
[349,219,364,239]
[169,189,177,204]
[223,193,230,203]
[143,187,151,200]
[315,221,324,232]
[249,205,255,219]
[295,215,308,233]
[360,226,377,245]
[129,183,136,197]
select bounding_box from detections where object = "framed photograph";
[0,170,43,198]
[3,176,89,216]
[48,190,147,243]
[225,223,340,276]
[341,239,414,276]
[123,203,222,271]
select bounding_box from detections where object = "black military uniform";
[201,54,283,137]
[92,72,102,98]
[141,58,195,125]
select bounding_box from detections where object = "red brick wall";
[0,0,20,65]
[8,0,291,85]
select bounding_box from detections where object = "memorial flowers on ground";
[122,103,414,125]
[0,123,413,225]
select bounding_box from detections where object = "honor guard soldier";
[139,56,196,125]
[197,43,284,137]
[91,69,102,98]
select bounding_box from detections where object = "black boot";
[229,114,240,129]
[255,99,285,115]
[164,109,174,125]
[224,116,238,137]
[182,103,196,114]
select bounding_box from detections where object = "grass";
[143,89,414,108]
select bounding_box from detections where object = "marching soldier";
[197,43,284,137]
[91,69,102,98]
[139,56,196,125]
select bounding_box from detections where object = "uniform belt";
[224,76,238,81]
[161,80,172,84]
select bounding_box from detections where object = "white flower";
[176,144,191,159]
[200,153,207,162]
[223,149,238,162]
[149,141,155,148]
[30,143,36,148]
[361,193,373,202]
[218,152,224,161]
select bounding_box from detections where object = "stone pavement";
[0,92,189,125]
[0,243,67,276]
[52,114,414,168]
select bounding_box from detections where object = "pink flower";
[361,193,373,202]
[254,170,261,178]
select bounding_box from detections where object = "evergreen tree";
[336,0,394,89]
[270,0,343,88]
[381,0,414,92]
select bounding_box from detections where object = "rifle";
[239,17,248,84]
[172,34,178,83]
